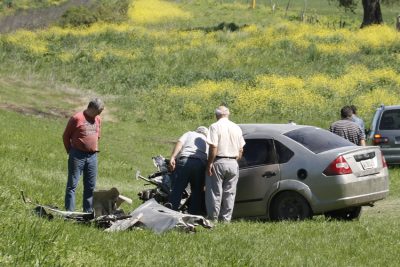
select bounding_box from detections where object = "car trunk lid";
[338,146,384,177]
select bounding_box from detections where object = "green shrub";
[59,0,130,27]
[59,6,97,27]
[94,0,130,23]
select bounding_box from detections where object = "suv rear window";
[284,127,355,154]
[379,109,400,130]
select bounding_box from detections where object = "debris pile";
[24,186,212,234]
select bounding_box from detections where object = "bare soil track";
[0,0,92,33]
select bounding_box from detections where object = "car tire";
[324,206,362,221]
[270,191,313,221]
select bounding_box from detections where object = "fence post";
[250,0,256,9]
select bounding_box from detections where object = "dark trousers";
[169,157,206,215]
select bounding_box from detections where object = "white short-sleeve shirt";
[207,118,245,157]
[178,131,208,160]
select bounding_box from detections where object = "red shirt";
[63,111,101,153]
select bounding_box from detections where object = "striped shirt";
[329,118,364,145]
[351,114,366,139]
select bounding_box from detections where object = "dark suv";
[368,104,400,164]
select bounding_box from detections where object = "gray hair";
[195,126,209,136]
[215,106,230,117]
[87,98,104,111]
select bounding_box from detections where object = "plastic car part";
[106,199,213,233]
[324,206,362,221]
[373,134,389,145]
[323,155,352,176]
[270,191,313,221]
[381,152,388,168]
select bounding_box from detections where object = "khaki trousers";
[205,158,239,222]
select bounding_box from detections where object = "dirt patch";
[0,75,118,122]
[0,103,70,119]
[0,101,117,122]
[0,0,92,33]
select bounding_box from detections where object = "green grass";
[1,0,400,265]
[2,1,400,126]
[1,83,399,266]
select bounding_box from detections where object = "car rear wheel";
[270,191,313,221]
[324,206,362,221]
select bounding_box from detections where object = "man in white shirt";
[206,106,245,222]
[169,126,209,215]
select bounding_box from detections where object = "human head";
[87,98,104,116]
[195,126,209,137]
[215,105,230,119]
[340,106,353,119]
[350,105,357,115]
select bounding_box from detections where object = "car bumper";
[380,147,400,164]
[311,168,389,214]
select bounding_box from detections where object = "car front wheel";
[270,191,313,221]
[324,206,362,221]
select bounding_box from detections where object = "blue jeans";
[169,157,206,215]
[65,148,97,212]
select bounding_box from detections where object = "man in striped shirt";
[329,106,366,146]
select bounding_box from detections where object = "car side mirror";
[365,128,371,136]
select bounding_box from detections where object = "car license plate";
[361,159,374,170]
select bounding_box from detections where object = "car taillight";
[373,134,389,145]
[381,152,388,168]
[323,156,353,176]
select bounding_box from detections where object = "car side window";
[379,110,400,130]
[239,139,276,168]
[274,140,294,163]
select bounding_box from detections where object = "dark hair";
[350,105,357,114]
[341,106,353,119]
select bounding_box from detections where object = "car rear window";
[284,127,355,154]
[379,109,400,130]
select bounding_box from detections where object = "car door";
[234,138,281,218]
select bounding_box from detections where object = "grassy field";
[1,0,400,266]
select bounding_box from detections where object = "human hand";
[170,158,176,171]
[207,163,213,176]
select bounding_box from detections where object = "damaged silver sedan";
[234,124,389,221]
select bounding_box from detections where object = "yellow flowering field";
[128,0,192,24]
[167,64,400,123]
[1,0,400,125]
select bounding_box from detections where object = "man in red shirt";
[63,98,104,213]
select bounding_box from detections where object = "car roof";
[239,123,312,136]
[378,105,400,111]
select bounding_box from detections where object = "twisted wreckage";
[24,156,213,233]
